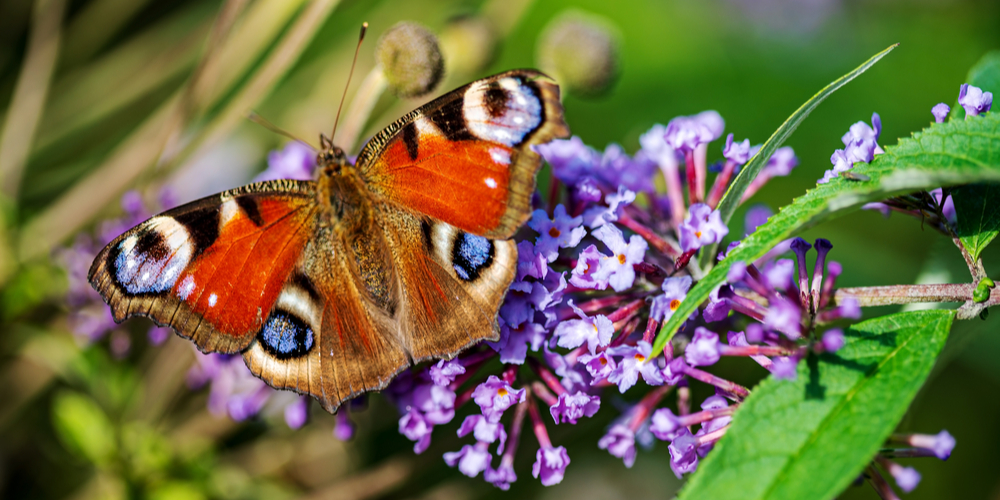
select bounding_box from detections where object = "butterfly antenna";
[248,112,316,150]
[330,22,368,144]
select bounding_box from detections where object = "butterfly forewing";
[357,69,569,240]
[88,180,317,354]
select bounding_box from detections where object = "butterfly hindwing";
[88,180,317,354]
[357,69,569,240]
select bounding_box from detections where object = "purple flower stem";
[576,295,629,315]
[673,250,697,273]
[498,395,529,466]
[676,384,691,416]
[642,317,660,344]
[607,299,645,325]
[531,381,558,406]
[725,296,767,322]
[449,350,497,391]
[502,364,519,385]
[528,357,567,397]
[865,463,901,500]
[619,211,682,258]
[878,448,938,459]
[661,160,688,228]
[548,174,561,216]
[683,365,750,400]
[677,405,737,428]
[628,384,675,432]
[455,385,477,409]
[608,316,642,349]
[527,392,554,448]
[685,151,700,205]
[634,261,668,278]
[694,425,729,447]
[706,160,737,209]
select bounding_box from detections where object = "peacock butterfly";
[87,69,569,413]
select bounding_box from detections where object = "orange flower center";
[695,231,703,238]
[634,353,646,362]
[670,299,681,310]
[497,388,508,397]
[617,254,627,265]
[599,357,607,366]
[549,227,561,238]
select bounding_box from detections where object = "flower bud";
[439,15,497,75]
[537,11,620,97]
[376,22,445,98]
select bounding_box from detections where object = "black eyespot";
[259,310,314,359]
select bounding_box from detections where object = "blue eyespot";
[452,232,493,281]
[260,311,313,359]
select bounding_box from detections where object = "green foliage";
[704,44,898,267]
[655,111,1000,357]
[680,310,954,500]
[953,51,1000,261]
[51,390,117,466]
[955,183,1000,262]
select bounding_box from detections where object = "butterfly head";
[317,133,351,174]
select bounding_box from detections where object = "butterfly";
[87,70,569,413]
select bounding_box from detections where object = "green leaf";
[679,310,954,500]
[52,390,117,466]
[954,183,1000,262]
[700,44,898,268]
[654,110,1000,357]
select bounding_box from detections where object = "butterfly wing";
[242,199,516,412]
[88,180,318,354]
[355,69,569,240]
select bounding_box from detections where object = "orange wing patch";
[358,70,569,240]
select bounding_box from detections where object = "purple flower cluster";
[819,113,882,184]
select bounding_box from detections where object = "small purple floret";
[598,424,637,468]
[532,446,571,486]
[932,103,951,123]
[958,83,993,117]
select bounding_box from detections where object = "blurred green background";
[0,0,998,498]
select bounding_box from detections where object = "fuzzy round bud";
[375,22,445,98]
[536,11,620,97]
[439,15,497,75]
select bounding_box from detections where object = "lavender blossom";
[958,83,993,117]
[528,205,587,262]
[444,442,492,478]
[472,376,526,423]
[550,392,601,424]
[723,134,751,164]
[679,203,729,252]
[685,327,721,367]
[598,424,637,468]
[606,341,664,392]
[593,223,647,292]
[257,141,317,181]
[553,300,614,353]
[532,446,571,486]
[931,103,951,123]
[569,244,609,289]
[650,276,693,322]
[430,359,465,386]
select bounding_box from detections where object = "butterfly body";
[88,70,568,412]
